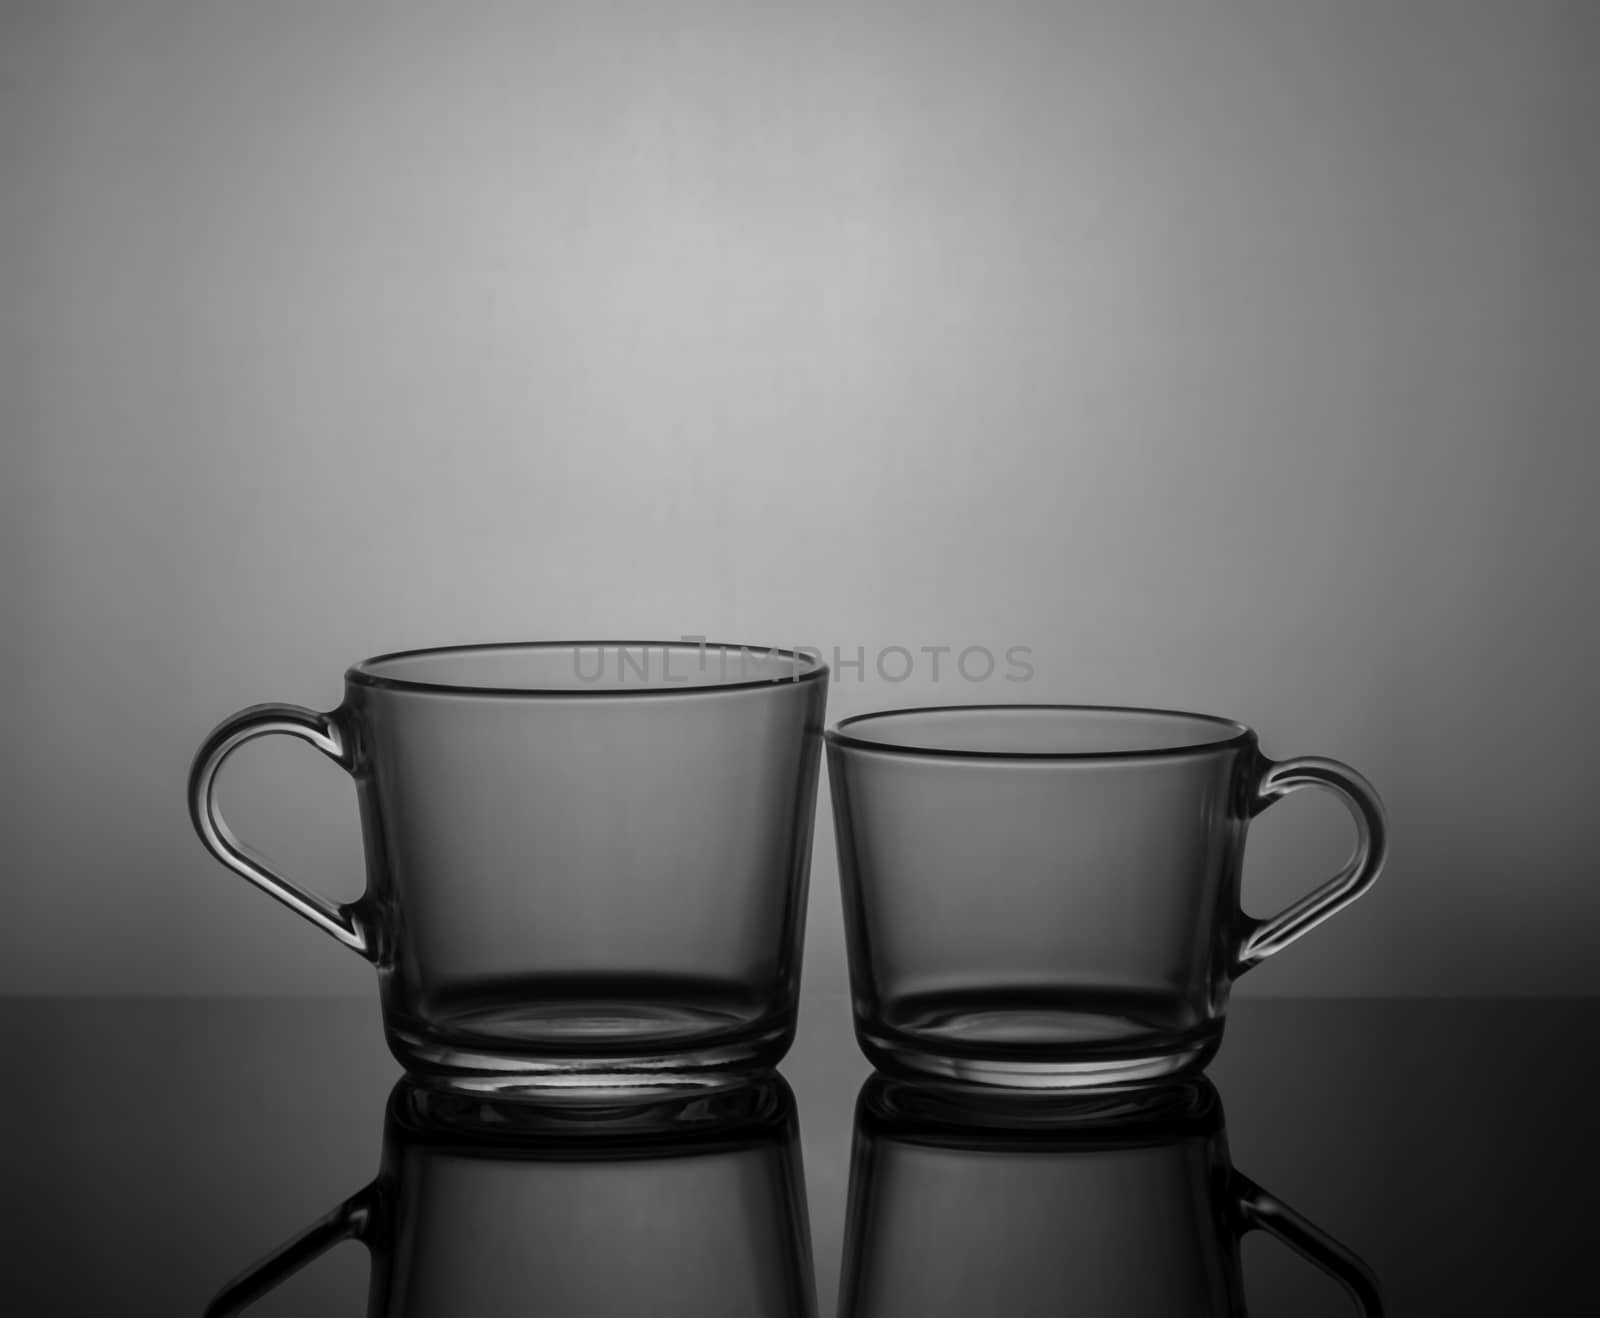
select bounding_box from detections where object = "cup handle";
[188,703,374,958]
[1235,755,1388,974]
[1234,1171,1384,1315]
[203,1183,378,1318]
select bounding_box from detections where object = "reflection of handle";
[1236,755,1388,973]
[188,703,373,958]
[1235,1172,1383,1316]
[204,1183,378,1318]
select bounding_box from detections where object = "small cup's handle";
[203,1183,378,1318]
[1235,754,1388,974]
[187,702,373,958]
[1234,1171,1384,1315]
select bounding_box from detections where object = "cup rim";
[346,640,829,698]
[825,703,1255,762]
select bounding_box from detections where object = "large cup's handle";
[1235,754,1388,974]
[1234,1172,1384,1315]
[203,1183,378,1318]
[188,702,374,958]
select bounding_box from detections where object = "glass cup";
[827,705,1387,1088]
[840,1075,1381,1317]
[206,1073,816,1317]
[189,641,828,1091]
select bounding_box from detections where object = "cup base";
[857,1022,1222,1092]
[386,1018,795,1100]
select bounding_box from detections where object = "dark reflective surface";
[1,997,1595,1315]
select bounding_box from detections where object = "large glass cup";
[190,641,828,1090]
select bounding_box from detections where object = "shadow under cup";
[189,642,828,1091]
[826,706,1387,1089]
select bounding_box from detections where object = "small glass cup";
[189,641,827,1092]
[827,705,1387,1089]
[206,1073,816,1317]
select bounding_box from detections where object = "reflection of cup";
[840,1076,1381,1318]
[207,1074,816,1317]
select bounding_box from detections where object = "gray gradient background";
[3,0,1595,1001]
